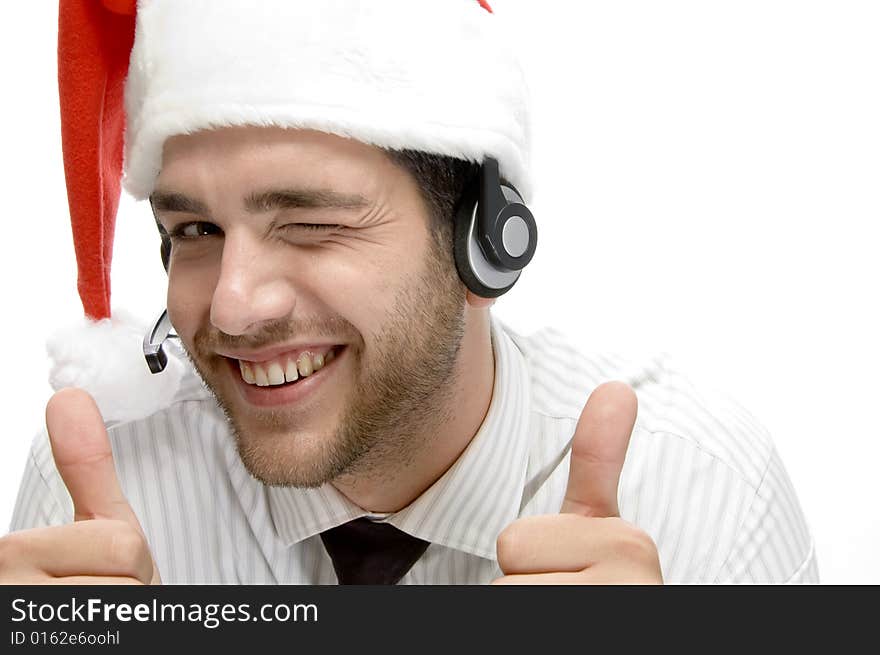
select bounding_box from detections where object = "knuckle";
[495,525,523,567]
[106,523,148,573]
[614,522,658,563]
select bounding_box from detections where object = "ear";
[466,290,496,309]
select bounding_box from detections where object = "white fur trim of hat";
[123,0,532,200]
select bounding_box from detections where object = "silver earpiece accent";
[501,215,530,258]
[143,308,176,374]
[465,185,524,289]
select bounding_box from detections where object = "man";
[2,0,816,584]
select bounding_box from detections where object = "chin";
[232,422,353,488]
[197,356,359,486]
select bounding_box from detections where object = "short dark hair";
[385,149,479,250]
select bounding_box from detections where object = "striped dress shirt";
[9,317,818,583]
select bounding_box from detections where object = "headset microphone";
[144,228,175,373]
[453,157,537,298]
[144,308,174,374]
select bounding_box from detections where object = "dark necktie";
[320,517,430,585]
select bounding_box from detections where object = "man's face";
[153,127,467,487]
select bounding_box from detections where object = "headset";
[453,156,537,298]
[143,156,537,373]
[143,218,175,374]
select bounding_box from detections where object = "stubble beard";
[183,236,467,489]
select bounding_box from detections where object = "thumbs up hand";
[491,382,662,584]
[0,388,160,584]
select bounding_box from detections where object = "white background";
[1,1,877,583]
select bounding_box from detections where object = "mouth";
[223,345,346,408]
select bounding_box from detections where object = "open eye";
[168,222,223,240]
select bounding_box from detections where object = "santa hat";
[51,0,530,424]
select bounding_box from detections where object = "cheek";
[311,250,412,338]
[166,264,218,342]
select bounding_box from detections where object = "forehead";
[157,126,396,195]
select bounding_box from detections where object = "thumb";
[560,381,638,517]
[46,387,137,525]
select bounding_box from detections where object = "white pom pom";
[47,311,185,425]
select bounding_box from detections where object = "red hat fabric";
[57,0,136,321]
[53,0,188,424]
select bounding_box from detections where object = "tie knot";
[320,518,430,585]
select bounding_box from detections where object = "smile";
[234,346,342,388]
[237,347,340,387]
[221,344,348,408]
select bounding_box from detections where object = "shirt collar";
[267,316,533,560]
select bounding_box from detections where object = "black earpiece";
[453,157,537,298]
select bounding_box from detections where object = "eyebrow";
[149,192,211,217]
[149,188,370,217]
[243,189,370,213]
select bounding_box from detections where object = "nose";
[209,231,297,336]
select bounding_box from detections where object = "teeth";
[238,347,338,387]
[285,359,299,383]
[239,361,256,384]
[297,353,314,377]
[267,362,285,385]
